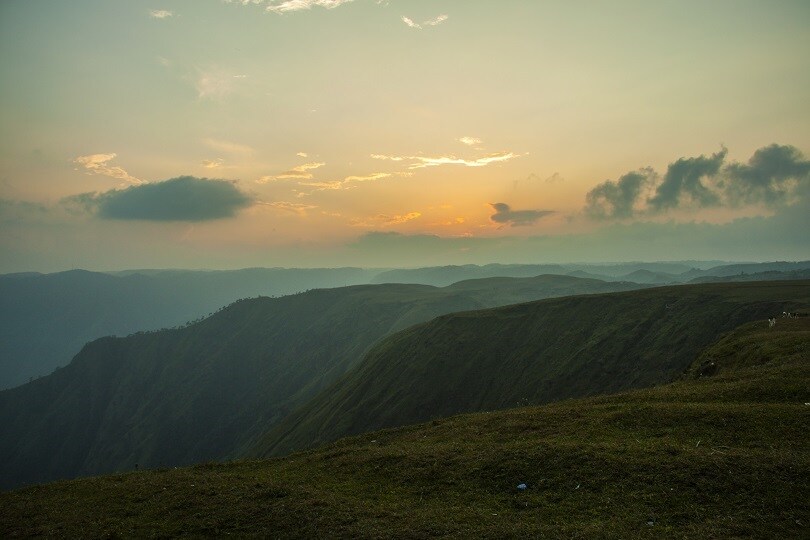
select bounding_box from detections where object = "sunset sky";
[1,0,808,272]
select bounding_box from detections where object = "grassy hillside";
[0,275,643,490]
[251,280,809,458]
[2,317,807,538]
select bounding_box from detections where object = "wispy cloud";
[262,201,318,215]
[203,138,254,156]
[401,14,448,30]
[193,68,248,99]
[73,153,143,185]
[296,171,396,195]
[0,199,49,224]
[351,211,421,227]
[401,16,420,29]
[298,180,345,192]
[372,151,519,170]
[458,136,482,146]
[258,162,326,183]
[370,154,405,162]
[149,10,173,19]
[268,0,355,13]
[202,159,225,169]
[425,14,448,26]
[226,0,357,14]
[490,203,554,227]
[343,172,392,183]
[296,152,308,158]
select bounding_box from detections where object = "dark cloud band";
[584,144,809,220]
[64,176,254,222]
[490,203,554,227]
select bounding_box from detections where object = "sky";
[1,0,809,272]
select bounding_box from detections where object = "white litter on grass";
[517,483,527,490]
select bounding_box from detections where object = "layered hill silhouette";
[0,274,644,490]
[371,261,810,287]
[250,280,809,458]
[2,315,807,538]
[0,267,378,389]
[4,261,807,391]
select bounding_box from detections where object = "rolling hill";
[250,280,809,458]
[0,274,644,490]
[2,315,807,538]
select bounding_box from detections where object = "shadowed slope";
[251,280,809,458]
[0,275,643,490]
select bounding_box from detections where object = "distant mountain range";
[0,274,646,490]
[3,261,807,390]
[0,267,378,389]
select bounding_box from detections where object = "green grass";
[251,280,809,458]
[2,318,808,538]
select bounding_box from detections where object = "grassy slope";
[1,318,807,538]
[251,281,809,458]
[0,275,643,490]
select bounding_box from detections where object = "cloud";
[584,169,655,220]
[73,153,143,185]
[259,162,326,183]
[584,144,810,220]
[296,152,308,158]
[202,159,225,169]
[203,138,254,156]
[343,172,391,183]
[402,14,448,29]
[226,0,357,14]
[297,180,345,191]
[262,201,317,215]
[401,16,420,29]
[194,69,249,100]
[149,10,173,19]
[459,136,482,146]
[0,199,49,224]
[490,203,554,227]
[648,148,727,211]
[424,14,449,26]
[294,171,396,194]
[724,144,810,207]
[62,176,254,221]
[372,151,519,170]
[351,211,421,227]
